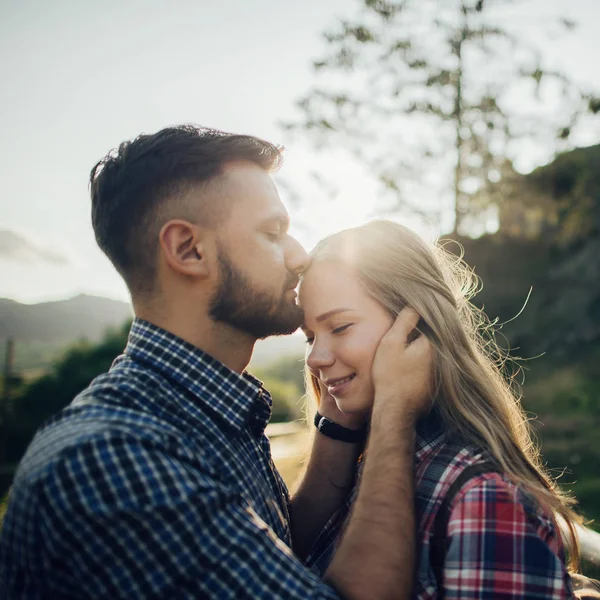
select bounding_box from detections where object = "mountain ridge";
[0,294,133,344]
[0,294,305,370]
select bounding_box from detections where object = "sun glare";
[279,148,442,253]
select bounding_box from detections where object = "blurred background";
[1,0,599,574]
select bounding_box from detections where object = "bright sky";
[1,0,599,304]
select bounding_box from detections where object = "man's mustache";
[284,272,300,290]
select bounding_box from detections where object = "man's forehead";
[219,160,276,187]
[217,162,289,219]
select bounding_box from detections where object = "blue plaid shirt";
[0,319,339,599]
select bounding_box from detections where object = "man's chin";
[256,321,302,339]
[256,309,303,339]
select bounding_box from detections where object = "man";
[0,125,432,599]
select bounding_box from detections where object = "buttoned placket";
[252,389,292,543]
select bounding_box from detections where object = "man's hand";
[371,307,433,424]
[323,307,430,599]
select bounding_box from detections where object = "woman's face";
[299,260,394,415]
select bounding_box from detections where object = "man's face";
[208,161,309,339]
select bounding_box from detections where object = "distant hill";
[0,293,305,372]
[0,295,132,372]
[0,294,133,344]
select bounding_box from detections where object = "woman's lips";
[326,373,356,395]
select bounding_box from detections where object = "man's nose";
[284,234,310,275]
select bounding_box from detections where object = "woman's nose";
[306,341,335,371]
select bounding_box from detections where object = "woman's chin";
[334,398,372,417]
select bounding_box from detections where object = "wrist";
[317,403,368,430]
[369,406,417,449]
[372,394,421,427]
[314,411,368,444]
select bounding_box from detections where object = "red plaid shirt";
[306,413,573,599]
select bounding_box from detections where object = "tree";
[283,0,600,234]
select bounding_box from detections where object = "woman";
[299,220,580,599]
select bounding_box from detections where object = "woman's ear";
[158,219,213,279]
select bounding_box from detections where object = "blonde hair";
[305,219,581,568]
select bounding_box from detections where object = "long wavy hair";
[304,219,581,568]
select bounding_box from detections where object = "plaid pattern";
[307,413,573,599]
[0,318,339,599]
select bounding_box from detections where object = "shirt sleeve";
[442,474,573,600]
[36,432,340,600]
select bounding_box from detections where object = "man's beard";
[209,252,304,340]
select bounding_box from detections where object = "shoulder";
[25,355,202,465]
[416,433,488,503]
[11,390,222,518]
[447,472,563,555]
[8,425,225,539]
[440,474,571,599]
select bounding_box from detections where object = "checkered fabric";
[307,414,573,599]
[0,318,339,599]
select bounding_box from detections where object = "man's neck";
[134,305,255,374]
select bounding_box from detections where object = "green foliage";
[258,376,303,423]
[455,144,600,363]
[526,144,600,246]
[255,354,306,393]
[521,361,600,526]
[0,490,8,530]
[0,340,72,374]
[253,354,306,423]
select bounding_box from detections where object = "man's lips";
[285,273,300,291]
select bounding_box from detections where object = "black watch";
[313,411,367,444]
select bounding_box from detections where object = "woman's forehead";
[300,262,372,316]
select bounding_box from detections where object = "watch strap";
[313,411,367,443]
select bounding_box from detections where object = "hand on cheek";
[371,307,433,424]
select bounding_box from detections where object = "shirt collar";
[123,318,271,435]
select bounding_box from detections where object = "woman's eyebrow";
[316,308,355,323]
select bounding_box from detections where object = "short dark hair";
[90,124,283,296]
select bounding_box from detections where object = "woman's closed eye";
[303,323,353,344]
[332,324,352,335]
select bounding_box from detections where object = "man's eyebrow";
[316,308,355,323]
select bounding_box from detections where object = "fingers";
[371,306,434,422]
[382,307,421,346]
[406,330,432,361]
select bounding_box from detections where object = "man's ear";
[158,220,213,279]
